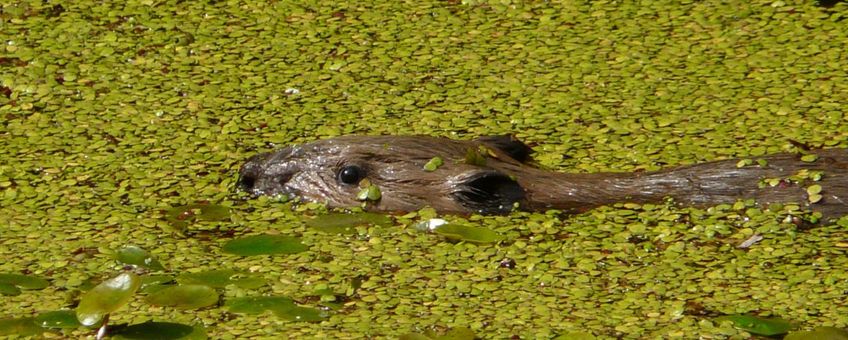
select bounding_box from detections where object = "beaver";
[238,135,848,221]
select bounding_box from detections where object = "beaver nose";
[237,172,256,192]
[238,153,272,194]
[238,148,300,197]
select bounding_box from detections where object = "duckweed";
[2,0,848,338]
[176,269,266,289]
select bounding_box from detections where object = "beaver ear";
[475,135,534,163]
[452,172,525,214]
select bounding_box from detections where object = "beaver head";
[237,135,534,214]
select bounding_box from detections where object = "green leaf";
[356,184,382,201]
[140,275,176,293]
[553,331,597,340]
[76,273,141,327]
[177,269,266,289]
[305,212,393,234]
[34,310,82,329]
[0,273,50,290]
[112,321,207,340]
[0,282,21,296]
[735,159,752,168]
[226,296,326,322]
[114,246,165,270]
[0,317,43,337]
[464,148,487,166]
[222,234,308,256]
[273,305,326,322]
[785,327,848,340]
[225,296,295,314]
[800,154,819,162]
[715,315,794,336]
[164,203,231,230]
[423,156,444,171]
[144,285,219,310]
[433,224,505,244]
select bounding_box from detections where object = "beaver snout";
[237,153,270,194]
[237,149,299,197]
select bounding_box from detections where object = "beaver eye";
[338,165,364,185]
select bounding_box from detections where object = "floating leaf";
[553,331,597,340]
[226,296,295,314]
[464,148,487,166]
[0,283,20,296]
[715,315,794,336]
[140,275,176,293]
[785,326,848,340]
[423,157,444,171]
[356,184,382,201]
[433,224,505,244]
[800,154,819,162]
[144,285,219,310]
[274,305,326,322]
[736,159,752,168]
[807,184,823,203]
[226,296,326,322]
[305,212,393,234]
[76,273,141,327]
[177,269,266,289]
[413,218,448,232]
[164,203,231,230]
[0,273,49,291]
[0,317,42,337]
[114,246,165,270]
[34,310,82,329]
[112,321,207,340]
[222,235,308,256]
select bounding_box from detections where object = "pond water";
[1,0,847,338]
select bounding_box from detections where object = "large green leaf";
[34,310,82,329]
[714,315,794,336]
[226,296,326,322]
[144,285,219,310]
[112,321,207,339]
[785,327,848,340]
[222,235,308,256]
[0,273,49,292]
[433,224,504,244]
[75,273,141,327]
[0,317,43,337]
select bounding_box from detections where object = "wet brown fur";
[239,135,848,221]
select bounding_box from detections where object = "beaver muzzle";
[237,147,300,198]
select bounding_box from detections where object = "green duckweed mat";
[2,0,847,338]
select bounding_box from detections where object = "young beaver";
[238,135,848,221]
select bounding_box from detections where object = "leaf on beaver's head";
[464,147,487,166]
[475,135,535,163]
